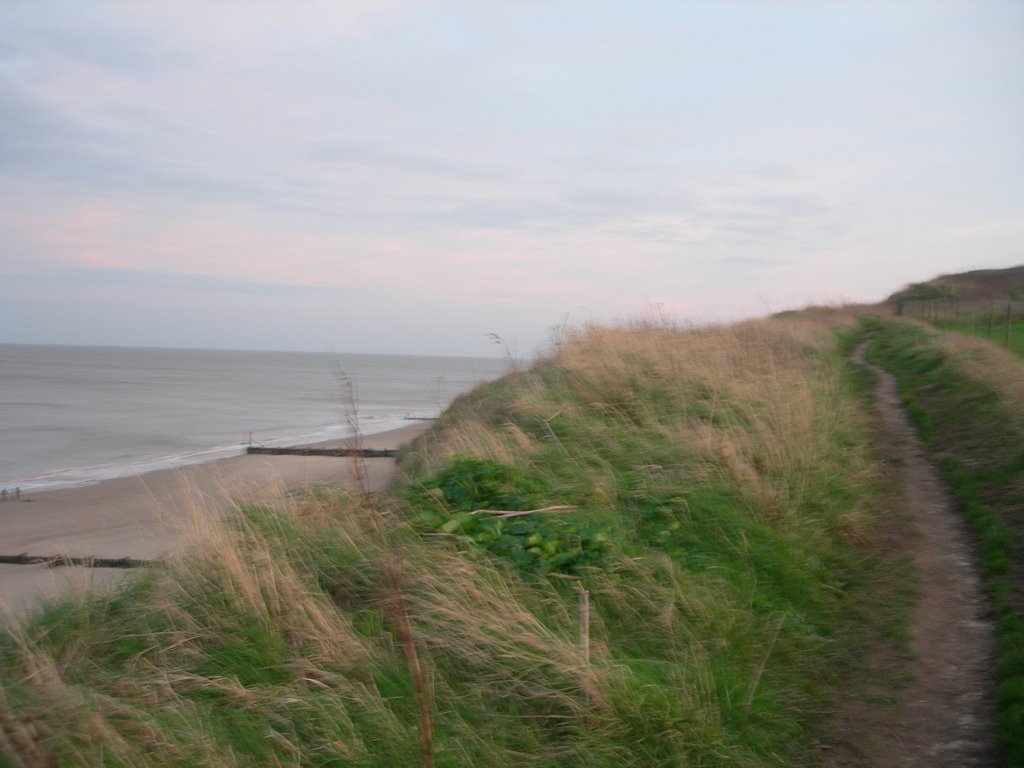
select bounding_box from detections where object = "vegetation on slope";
[860,316,1024,765]
[1,316,904,767]
[887,265,1024,303]
[888,265,1024,357]
[930,316,1024,358]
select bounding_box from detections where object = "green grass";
[860,316,1024,766]
[929,316,1024,357]
[0,317,912,767]
[905,303,1024,358]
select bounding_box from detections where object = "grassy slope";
[861,316,1024,765]
[888,264,1024,357]
[888,265,1024,303]
[929,266,1024,300]
[935,317,1024,358]
[1,315,905,767]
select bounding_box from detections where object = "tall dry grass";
[413,311,871,540]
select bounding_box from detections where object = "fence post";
[1004,302,1013,348]
[988,302,995,339]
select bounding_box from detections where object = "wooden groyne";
[0,553,154,569]
[246,446,396,458]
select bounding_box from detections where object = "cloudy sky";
[1,1,1021,356]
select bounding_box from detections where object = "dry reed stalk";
[576,584,591,707]
[349,489,435,768]
[743,614,786,707]
[380,554,435,768]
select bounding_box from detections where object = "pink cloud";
[9,199,140,270]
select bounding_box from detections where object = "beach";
[0,421,432,618]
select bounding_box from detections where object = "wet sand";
[0,422,432,618]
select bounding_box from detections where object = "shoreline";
[1,415,436,496]
[0,421,432,618]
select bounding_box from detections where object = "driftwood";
[0,553,154,568]
[246,447,396,458]
[468,505,577,518]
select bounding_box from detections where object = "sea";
[0,344,507,493]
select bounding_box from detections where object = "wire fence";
[897,297,1024,355]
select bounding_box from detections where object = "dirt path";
[834,342,998,766]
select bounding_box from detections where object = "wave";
[0,410,435,493]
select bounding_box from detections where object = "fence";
[897,297,1024,354]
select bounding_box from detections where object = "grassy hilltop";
[886,265,1024,357]
[3,279,1023,765]
[887,265,1024,303]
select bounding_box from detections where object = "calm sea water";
[0,344,506,492]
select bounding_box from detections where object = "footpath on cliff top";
[825,342,998,767]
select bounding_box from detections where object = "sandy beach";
[0,421,432,618]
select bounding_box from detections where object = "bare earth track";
[838,342,998,766]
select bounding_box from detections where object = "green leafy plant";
[411,457,608,576]
[421,456,546,512]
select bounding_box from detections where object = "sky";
[1,1,1022,357]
